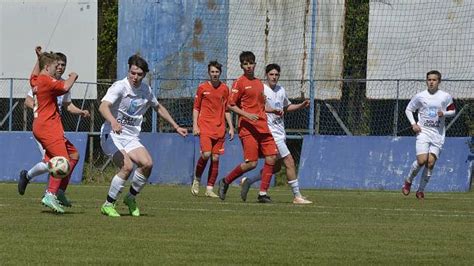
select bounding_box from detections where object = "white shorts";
[100,133,144,157]
[275,138,290,159]
[415,133,443,158]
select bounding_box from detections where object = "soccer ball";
[48,156,71,178]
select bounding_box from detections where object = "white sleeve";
[443,94,455,117]
[62,91,72,103]
[146,85,159,107]
[101,82,123,104]
[405,109,417,125]
[405,94,420,113]
[282,87,291,107]
[27,88,33,98]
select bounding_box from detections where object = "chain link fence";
[1,78,472,182]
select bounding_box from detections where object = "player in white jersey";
[402,70,455,199]
[99,54,188,217]
[18,50,90,204]
[240,63,312,204]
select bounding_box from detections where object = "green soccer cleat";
[123,195,140,217]
[101,203,120,217]
[41,193,65,214]
[57,190,72,207]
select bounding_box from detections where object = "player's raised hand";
[176,126,188,137]
[35,46,42,58]
[69,72,79,81]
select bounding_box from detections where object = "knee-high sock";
[406,160,422,183]
[128,170,147,198]
[195,156,209,179]
[207,160,219,187]
[106,175,126,204]
[47,176,62,194]
[418,168,432,192]
[259,163,274,194]
[59,158,78,191]
[27,161,49,181]
[224,165,245,184]
[288,179,302,198]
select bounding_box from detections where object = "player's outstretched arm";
[155,103,187,137]
[63,72,78,91]
[30,46,42,77]
[64,101,90,117]
[286,99,310,112]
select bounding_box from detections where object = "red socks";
[224,164,244,184]
[207,160,219,186]
[195,156,209,178]
[259,162,274,193]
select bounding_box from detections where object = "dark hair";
[265,63,280,74]
[208,60,222,72]
[426,70,441,81]
[128,54,149,73]
[55,52,67,63]
[39,52,58,70]
[239,51,256,64]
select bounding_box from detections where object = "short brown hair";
[39,52,58,70]
[426,70,441,81]
[128,54,149,73]
[239,51,256,64]
[208,60,222,72]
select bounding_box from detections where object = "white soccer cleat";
[191,178,200,196]
[293,196,312,204]
[204,190,219,198]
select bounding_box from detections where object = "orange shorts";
[200,135,225,155]
[39,137,77,162]
[240,133,278,162]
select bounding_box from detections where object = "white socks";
[106,175,126,204]
[27,162,49,180]
[130,170,147,197]
[406,160,422,183]
[418,168,432,192]
[288,179,302,198]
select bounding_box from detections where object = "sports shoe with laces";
[191,177,200,196]
[293,196,312,204]
[402,180,412,196]
[18,170,29,195]
[101,203,120,217]
[240,177,251,202]
[218,179,229,200]
[204,190,219,198]
[123,195,140,217]
[257,194,272,203]
[415,191,424,199]
[41,192,65,214]
[57,190,72,207]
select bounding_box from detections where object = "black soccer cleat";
[18,170,30,195]
[257,194,272,203]
[218,179,229,200]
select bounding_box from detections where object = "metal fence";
[1,78,472,182]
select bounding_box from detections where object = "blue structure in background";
[118,0,229,85]
[0,132,88,184]
[298,135,472,192]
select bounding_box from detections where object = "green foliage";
[2,183,473,264]
[97,0,118,81]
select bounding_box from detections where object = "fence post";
[308,0,318,135]
[392,79,400,136]
[9,78,13,131]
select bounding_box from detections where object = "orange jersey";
[193,81,229,138]
[228,75,270,136]
[30,74,67,140]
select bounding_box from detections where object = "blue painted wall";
[298,135,472,192]
[118,0,229,91]
[0,132,88,184]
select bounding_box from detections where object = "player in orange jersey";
[191,61,234,198]
[29,46,78,213]
[218,51,278,203]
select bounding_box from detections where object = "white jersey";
[100,77,159,137]
[264,83,291,141]
[406,89,453,144]
[27,87,71,114]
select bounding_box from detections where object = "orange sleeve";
[228,79,243,106]
[193,85,203,112]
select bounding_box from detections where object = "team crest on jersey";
[428,107,437,117]
[244,86,252,90]
[203,92,210,95]
[127,99,140,115]
[232,89,238,93]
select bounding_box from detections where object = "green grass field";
[1,183,473,265]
